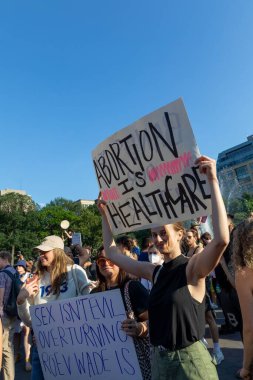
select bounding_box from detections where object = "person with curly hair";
[233,217,253,380]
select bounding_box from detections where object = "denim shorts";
[151,340,218,380]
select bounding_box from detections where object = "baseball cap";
[34,236,64,251]
[15,260,27,269]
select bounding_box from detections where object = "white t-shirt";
[17,264,90,327]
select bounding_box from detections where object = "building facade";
[0,188,28,196]
[217,135,253,199]
[74,199,95,207]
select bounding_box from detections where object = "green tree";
[77,205,102,253]
[0,193,38,260]
[37,201,103,253]
[38,205,79,239]
[0,193,36,213]
[226,192,253,225]
[47,197,83,215]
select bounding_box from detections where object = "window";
[236,166,251,183]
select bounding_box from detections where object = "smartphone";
[26,273,38,284]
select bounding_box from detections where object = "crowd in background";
[0,158,253,380]
[0,215,252,379]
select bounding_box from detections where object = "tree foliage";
[0,195,102,259]
[0,191,252,262]
[0,193,37,213]
[0,194,38,259]
[225,192,253,224]
[47,197,83,215]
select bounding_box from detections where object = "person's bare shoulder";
[236,267,253,288]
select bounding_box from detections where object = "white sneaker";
[212,349,224,365]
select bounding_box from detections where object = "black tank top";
[148,254,205,350]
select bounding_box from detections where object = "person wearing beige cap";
[16,235,91,380]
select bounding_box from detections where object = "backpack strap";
[71,265,81,296]
[2,269,15,280]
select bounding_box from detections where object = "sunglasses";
[96,257,114,267]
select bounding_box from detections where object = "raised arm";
[189,156,229,279]
[98,200,155,282]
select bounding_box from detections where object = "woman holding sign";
[92,246,151,380]
[97,156,229,380]
[16,235,91,380]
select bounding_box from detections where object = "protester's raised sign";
[30,290,142,380]
[92,98,212,234]
[72,232,82,246]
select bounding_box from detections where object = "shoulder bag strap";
[71,265,80,296]
[153,265,163,285]
[123,281,135,320]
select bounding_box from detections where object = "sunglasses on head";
[96,257,114,267]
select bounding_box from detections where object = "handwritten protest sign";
[30,290,142,380]
[72,232,82,246]
[92,98,212,235]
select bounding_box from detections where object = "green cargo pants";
[151,340,219,380]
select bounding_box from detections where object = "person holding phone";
[16,235,91,380]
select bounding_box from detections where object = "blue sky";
[0,0,252,206]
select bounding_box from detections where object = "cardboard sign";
[30,290,142,380]
[92,98,212,234]
[72,232,82,246]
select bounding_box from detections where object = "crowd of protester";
[0,156,253,379]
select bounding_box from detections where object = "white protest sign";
[92,98,212,235]
[72,232,82,246]
[30,290,142,380]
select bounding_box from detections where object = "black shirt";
[148,255,205,350]
[215,229,234,291]
[121,280,149,319]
